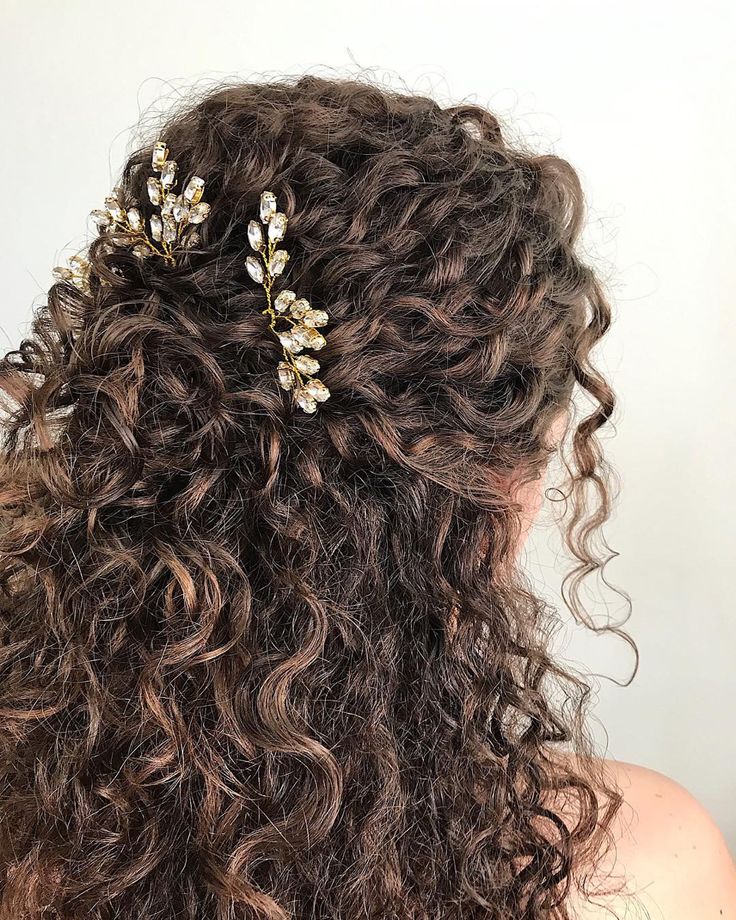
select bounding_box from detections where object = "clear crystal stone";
[248,220,264,251]
[303,309,328,328]
[294,355,320,374]
[104,196,124,221]
[188,202,210,224]
[279,331,303,353]
[274,289,296,312]
[291,325,312,348]
[184,230,201,248]
[172,195,189,223]
[306,329,327,350]
[90,208,111,229]
[152,141,168,171]
[126,207,143,231]
[277,361,297,390]
[162,216,177,243]
[305,378,330,402]
[245,255,264,283]
[268,212,288,242]
[183,176,205,204]
[110,230,132,246]
[147,177,162,205]
[260,191,277,223]
[161,193,176,216]
[160,160,178,188]
[304,377,330,402]
[150,214,163,241]
[133,243,152,259]
[295,388,318,413]
[290,298,310,318]
[269,248,289,276]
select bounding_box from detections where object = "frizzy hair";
[0,75,627,919]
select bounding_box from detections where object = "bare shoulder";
[567,757,736,919]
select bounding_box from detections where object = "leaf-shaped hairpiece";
[90,140,210,265]
[245,191,330,414]
[51,139,211,285]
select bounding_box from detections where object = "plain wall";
[1,0,734,851]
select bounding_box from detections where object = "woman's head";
[0,76,618,919]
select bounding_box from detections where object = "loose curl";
[0,76,627,919]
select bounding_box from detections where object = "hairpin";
[245,191,330,413]
[100,141,210,263]
[52,140,211,286]
[52,253,92,293]
[49,152,330,414]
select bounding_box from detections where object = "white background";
[1,0,734,851]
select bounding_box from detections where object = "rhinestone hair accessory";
[51,253,92,293]
[49,151,329,413]
[245,191,330,413]
[53,139,211,284]
[101,140,211,264]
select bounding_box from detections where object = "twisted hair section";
[0,76,625,919]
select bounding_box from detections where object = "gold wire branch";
[245,191,330,414]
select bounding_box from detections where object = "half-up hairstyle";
[0,75,625,919]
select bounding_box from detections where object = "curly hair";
[0,75,626,919]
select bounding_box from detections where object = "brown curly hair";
[0,75,627,919]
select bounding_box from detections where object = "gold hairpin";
[49,155,331,415]
[94,140,210,264]
[52,140,211,287]
[245,191,330,413]
[52,253,92,292]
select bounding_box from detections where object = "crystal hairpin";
[94,140,210,264]
[245,191,330,413]
[52,140,211,286]
[52,253,92,293]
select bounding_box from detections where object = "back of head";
[0,76,619,919]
